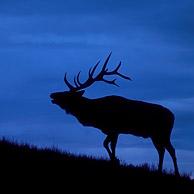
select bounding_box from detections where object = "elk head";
[50,53,131,112]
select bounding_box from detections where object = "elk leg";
[157,147,165,173]
[152,139,165,173]
[103,135,112,159]
[165,142,180,176]
[110,134,118,161]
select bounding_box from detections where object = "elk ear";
[76,90,85,97]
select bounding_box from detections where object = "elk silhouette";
[50,53,179,176]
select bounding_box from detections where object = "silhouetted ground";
[0,138,194,193]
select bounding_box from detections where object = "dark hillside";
[0,139,193,192]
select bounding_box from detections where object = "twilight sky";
[0,0,194,175]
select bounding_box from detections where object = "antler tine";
[114,61,122,72]
[74,76,80,87]
[76,71,82,86]
[105,61,132,81]
[101,52,112,72]
[115,62,132,80]
[116,72,132,80]
[102,78,119,87]
[64,73,75,91]
[89,60,100,77]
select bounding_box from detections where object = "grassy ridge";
[0,138,194,192]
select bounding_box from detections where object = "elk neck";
[66,95,90,116]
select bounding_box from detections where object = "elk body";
[50,53,179,176]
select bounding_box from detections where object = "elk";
[50,53,179,176]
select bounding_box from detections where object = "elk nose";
[50,93,54,99]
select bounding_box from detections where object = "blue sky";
[0,0,194,175]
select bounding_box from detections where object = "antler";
[64,53,132,91]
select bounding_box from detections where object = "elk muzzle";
[50,93,57,104]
